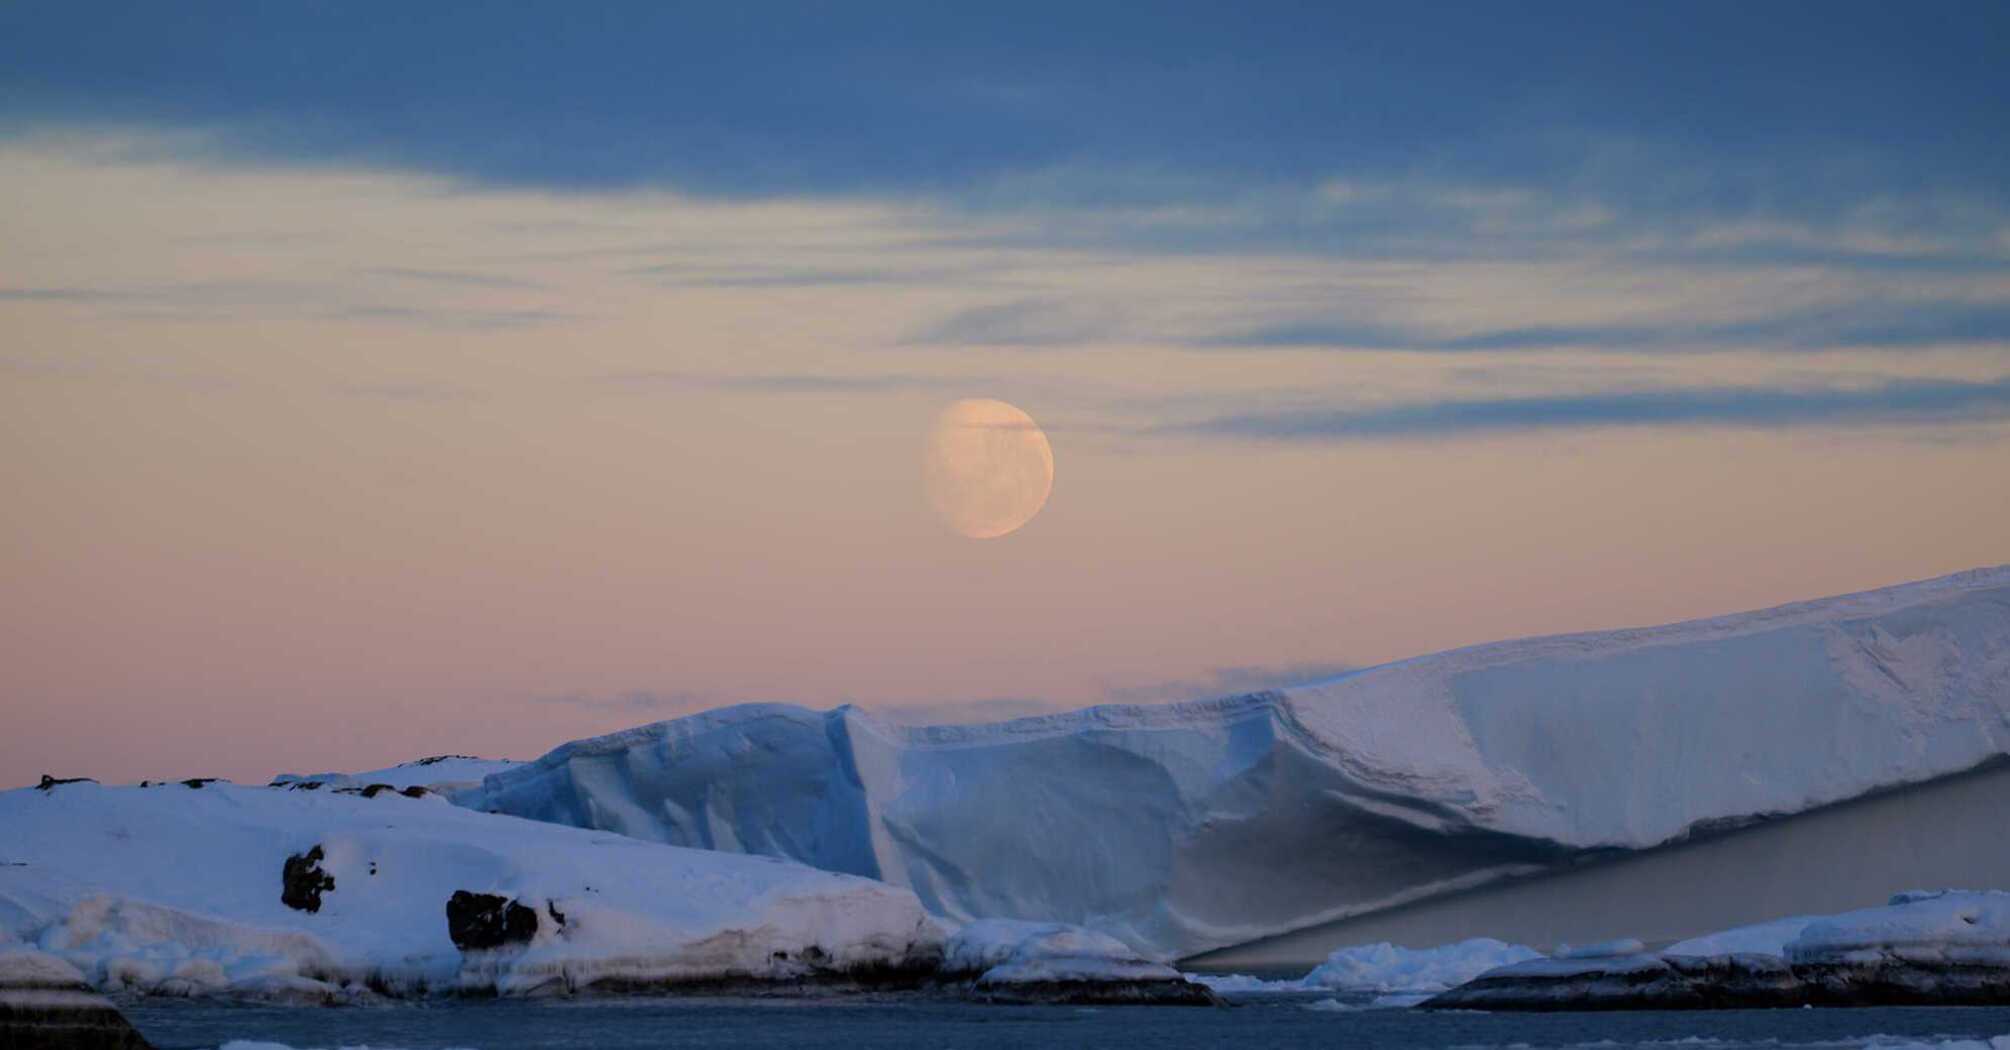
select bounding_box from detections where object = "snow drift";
[0,780,941,1000]
[462,566,2010,961]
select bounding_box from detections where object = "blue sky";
[17,1,2006,390]
[5,2,2005,207]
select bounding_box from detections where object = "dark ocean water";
[121,996,2010,1050]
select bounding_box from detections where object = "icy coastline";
[462,566,2010,960]
[0,780,1215,1009]
[1422,891,2010,1010]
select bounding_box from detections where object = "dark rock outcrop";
[35,775,96,791]
[1420,953,2010,1011]
[446,891,539,951]
[280,845,336,913]
[1,951,154,1049]
[178,778,219,789]
[969,977,1223,1006]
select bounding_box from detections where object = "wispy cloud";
[624,261,998,289]
[1165,376,2010,443]
[3,280,577,329]
[0,286,127,302]
[903,297,1129,347]
[362,266,543,290]
[336,382,483,403]
[322,305,576,329]
[594,370,974,395]
[1206,300,2010,353]
[1099,662,1358,704]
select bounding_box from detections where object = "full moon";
[923,398,1055,539]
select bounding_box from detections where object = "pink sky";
[3,135,2008,788]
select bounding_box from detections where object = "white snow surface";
[1788,890,2010,965]
[1468,890,2010,983]
[1306,938,1544,991]
[0,781,940,1000]
[1666,916,1822,957]
[462,567,2010,960]
[1195,937,1541,996]
[270,756,520,795]
[943,918,1182,985]
[0,943,88,986]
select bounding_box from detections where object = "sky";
[3,2,2008,787]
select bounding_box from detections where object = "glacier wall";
[464,567,2010,961]
[1192,758,2010,968]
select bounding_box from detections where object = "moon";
[923,398,1054,539]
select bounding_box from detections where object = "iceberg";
[460,566,2010,961]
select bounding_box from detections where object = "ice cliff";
[462,567,2010,961]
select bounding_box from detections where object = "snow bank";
[0,781,940,1001]
[1666,916,1821,957]
[1789,890,2010,966]
[938,918,1216,1004]
[943,918,1180,984]
[1424,891,2010,1010]
[1305,938,1543,992]
[462,567,2010,959]
[1195,937,1540,997]
[270,756,520,796]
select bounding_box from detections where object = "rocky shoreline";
[1421,953,2010,1011]
[1,949,154,1050]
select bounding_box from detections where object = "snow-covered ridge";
[0,780,941,1001]
[270,756,522,796]
[464,567,2010,960]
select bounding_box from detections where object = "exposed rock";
[280,845,336,913]
[446,891,539,951]
[400,785,428,799]
[178,778,219,790]
[969,977,1223,1006]
[1,947,155,1049]
[1419,954,2010,1011]
[1793,959,2010,1006]
[35,776,96,792]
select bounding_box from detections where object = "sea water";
[122,997,2010,1050]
